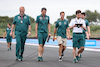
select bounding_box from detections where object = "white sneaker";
[59,56,62,61]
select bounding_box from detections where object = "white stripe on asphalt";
[0,41,100,52]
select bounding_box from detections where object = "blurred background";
[0,0,100,38]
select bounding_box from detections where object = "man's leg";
[73,47,77,63]
[61,38,67,56]
[76,34,84,61]
[9,42,12,50]
[78,35,85,58]
[38,44,44,57]
[20,35,27,61]
[38,34,44,61]
[59,44,63,61]
[59,44,63,57]
[38,44,44,61]
[7,42,10,51]
[73,34,79,63]
[15,34,21,60]
[62,46,66,54]
[77,47,84,56]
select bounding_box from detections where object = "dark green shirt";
[55,19,69,38]
[6,27,12,38]
[36,14,49,33]
[13,14,31,35]
[83,19,89,36]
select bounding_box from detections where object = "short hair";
[76,10,81,14]
[81,12,85,16]
[60,11,65,15]
[41,7,47,11]
[19,6,25,10]
[8,23,11,26]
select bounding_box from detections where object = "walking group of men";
[3,6,90,63]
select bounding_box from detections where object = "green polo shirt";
[55,19,69,38]
[36,14,50,33]
[83,19,89,36]
[6,27,12,38]
[13,14,31,35]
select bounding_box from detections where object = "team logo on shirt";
[18,16,20,20]
[24,16,27,19]
[46,17,48,20]
[7,28,11,30]
[40,17,42,20]
[64,22,67,25]
[59,22,61,26]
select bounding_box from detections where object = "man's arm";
[3,31,7,38]
[81,20,86,30]
[66,28,71,39]
[87,26,91,37]
[10,24,15,36]
[85,31,89,40]
[53,28,57,41]
[35,23,38,38]
[28,25,31,36]
[81,25,86,30]
[12,31,14,38]
[48,23,51,36]
[68,25,76,29]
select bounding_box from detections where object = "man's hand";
[12,36,14,39]
[87,35,89,40]
[88,33,91,37]
[67,35,71,39]
[53,36,55,41]
[28,31,31,36]
[49,32,51,36]
[73,25,77,27]
[10,32,13,36]
[35,33,38,38]
[3,37,5,39]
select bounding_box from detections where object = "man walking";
[10,6,31,61]
[35,8,51,61]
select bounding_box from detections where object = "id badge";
[21,20,23,23]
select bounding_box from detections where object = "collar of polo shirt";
[19,14,25,17]
[76,17,81,20]
[41,14,46,17]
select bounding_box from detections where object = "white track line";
[0,41,100,52]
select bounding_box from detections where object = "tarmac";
[0,42,100,67]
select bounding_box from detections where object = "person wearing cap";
[10,6,31,61]
[35,7,51,61]
[53,11,70,61]
[69,10,89,63]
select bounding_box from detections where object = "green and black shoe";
[38,57,41,61]
[73,59,77,63]
[76,56,80,61]
[80,54,82,58]
[10,47,11,50]
[8,48,10,51]
[40,57,43,61]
